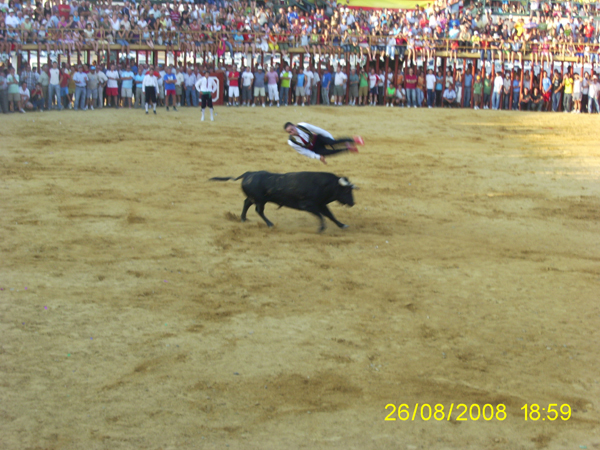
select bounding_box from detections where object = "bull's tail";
[209,173,248,182]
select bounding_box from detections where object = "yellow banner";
[346,0,431,9]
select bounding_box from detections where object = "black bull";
[210,171,358,232]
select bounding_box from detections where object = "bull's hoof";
[241,218,247,223]
[340,224,349,229]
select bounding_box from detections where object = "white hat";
[9,8,14,12]
[257,65,262,69]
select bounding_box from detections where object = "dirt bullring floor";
[1,106,599,450]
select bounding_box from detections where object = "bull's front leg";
[302,205,326,232]
[320,205,348,229]
[241,198,253,222]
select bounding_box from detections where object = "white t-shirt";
[493,75,503,93]
[426,73,436,90]
[106,70,119,88]
[49,68,60,85]
[334,71,347,86]
[304,70,314,87]
[19,87,30,100]
[241,71,254,87]
[368,74,378,89]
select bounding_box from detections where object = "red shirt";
[405,74,417,89]
[228,71,239,87]
[58,4,70,19]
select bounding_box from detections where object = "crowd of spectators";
[1,0,599,66]
[2,57,599,113]
[1,0,600,114]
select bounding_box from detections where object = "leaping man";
[284,122,364,164]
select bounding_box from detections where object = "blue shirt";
[120,70,134,89]
[134,73,144,88]
[464,74,472,87]
[297,73,305,88]
[163,73,176,90]
[542,77,551,92]
[322,72,331,89]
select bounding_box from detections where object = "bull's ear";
[339,177,350,187]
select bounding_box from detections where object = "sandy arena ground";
[1,105,599,450]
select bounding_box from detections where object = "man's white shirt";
[288,122,334,160]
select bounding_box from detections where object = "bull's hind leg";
[255,203,274,228]
[241,198,253,222]
[319,205,348,229]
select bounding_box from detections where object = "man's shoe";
[154,110,156,114]
[353,136,364,146]
[166,107,169,111]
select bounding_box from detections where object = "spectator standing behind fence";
[483,73,492,110]
[164,67,177,111]
[86,66,98,110]
[241,66,253,107]
[551,70,562,112]
[134,70,144,109]
[96,66,107,109]
[348,68,358,106]
[358,69,368,106]
[253,65,266,108]
[266,66,279,107]
[426,69,435,108]
[73,65,88,111]
[405,67,417,108]
[572,73,582,114]
[39,64,50,109]
[175,67,184,108]
[492,71,503,110]
[333,66,347,106]
[304,66,313,106]
[321,68,331,106]
[185,67,197,107]
[120,65,134,109]
[227,65,240,107]
[106,64,120,109]
[0,70,8,114]
[368,68,378,106]
[49,61,61,110]
[60,65,71,109]
[279,66,292,107]
[311,69,320,106]
[588,75,599,113]
[562,71,573,113]
[473,75,482,110]
[464,66,473,108]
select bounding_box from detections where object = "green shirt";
[359,73,368,88]
[483,78,492,95]
[473,81,482,95]
[386,86,396,97]
[280,71,292,88]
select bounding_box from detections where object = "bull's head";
[337,177,357,207]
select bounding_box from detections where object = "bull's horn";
[351,184,360,190]
[339,177,350,187]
